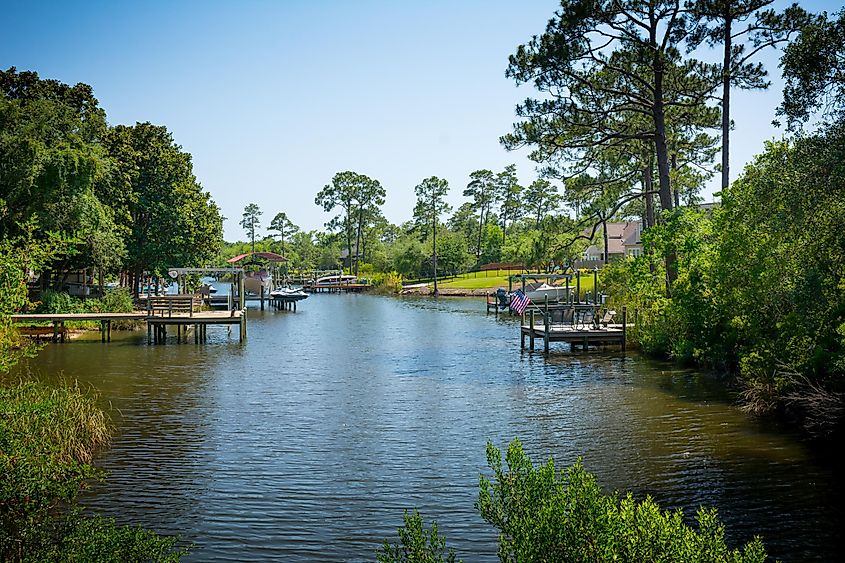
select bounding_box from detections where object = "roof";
[227,251,288,264]
[622,221,641,246]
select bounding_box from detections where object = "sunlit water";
[16,294,843,561]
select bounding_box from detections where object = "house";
[577,221,642,268]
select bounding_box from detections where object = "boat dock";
[11,312,148,343]
[519,307,628,354]
[302,282,370,293]
[11,310,246,344]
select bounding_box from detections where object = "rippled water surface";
[19,294,843,561]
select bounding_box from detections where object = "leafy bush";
[380,441,768,562]
[0,380,184,562]
[376,510,460,563]
[370,271,404,295]
[85,288,134,314]
[37,290,85,315]
[477,440,767,563]
[44,515,187,563]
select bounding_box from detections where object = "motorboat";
[270,287,309,301]
[524,283,572,303]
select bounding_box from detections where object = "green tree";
[268,211,299,260]
[413,177,451,294]
[240,203,262,255]
[779,8,845,126]
[315,171,386,276]
[689,1,808,191]
[463,169,495,267]
[522,178,560,229]
[104,123,222,295]
[503,2,720,285]
[494,165,522,248]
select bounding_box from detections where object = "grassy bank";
[0,378,186,561]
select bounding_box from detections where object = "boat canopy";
[227,251,288,264]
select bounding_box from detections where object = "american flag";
[509,289,531,315]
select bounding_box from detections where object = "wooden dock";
[303,282,371,293]
[519,307,628,354]
[146,310,246,344]
[11,309,247,344]
[11,312,148,343]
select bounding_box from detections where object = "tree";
[240,203,262,255]
[779,8,845,126]
[268,212,299,261]
[463,169,495,267]
[494,165,522,248]
[352,177,386,276]
[522,179,560,229]
[503,1,719,286]
[689,1,808,191]
[104,123,223,295]
[315,171,385,276]
[413,177,451,295]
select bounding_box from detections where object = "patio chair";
[598,309,616,327]
[577,308,595,329]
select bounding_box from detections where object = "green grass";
[434,270,598,296]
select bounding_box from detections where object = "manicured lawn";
[432,270,599,295]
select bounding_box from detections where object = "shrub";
[376,510,460,563]
[370,271,404,295]
[85,288,134,314]
[0,380,184,562]
[477,440,767,563]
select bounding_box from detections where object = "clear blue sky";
[2,0,840,241]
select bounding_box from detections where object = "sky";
[1,0,840,241]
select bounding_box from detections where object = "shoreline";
[398,286,503,297]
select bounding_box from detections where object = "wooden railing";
[146,295,196,317]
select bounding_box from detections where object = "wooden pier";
[519,307,628,354]
[11,312,147,343]
[146,310,246,344]
[12,306,247,345]
[303,282,370,293]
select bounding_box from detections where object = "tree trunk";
[354,214,362,277]
[432,210,439,296]
[671,153,680,208]
[476,207,484,267]
[651,39,677,289]
[344,215,353,275]
[644,164,655,229]
[722,16,732,192]
[602,219,609,265]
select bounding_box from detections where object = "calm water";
[17,295,843,561]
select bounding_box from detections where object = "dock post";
[260,286,265,311]
[529,310,535,351]
[238,272,245,311]
[107,320,111,342]
[593,269,598,303]
[101,320,106,343]
[576,271,581,304]
[543,308,550,354]
[147,321,152,345]
[239,310,247,342]
[622,306,627,352]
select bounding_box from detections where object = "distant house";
[577,221,642,268]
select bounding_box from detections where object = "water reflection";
[16,294,843,562]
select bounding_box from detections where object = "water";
[17,295,844,561]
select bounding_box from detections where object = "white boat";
[524,283,572,303]
[270,287,309,301]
